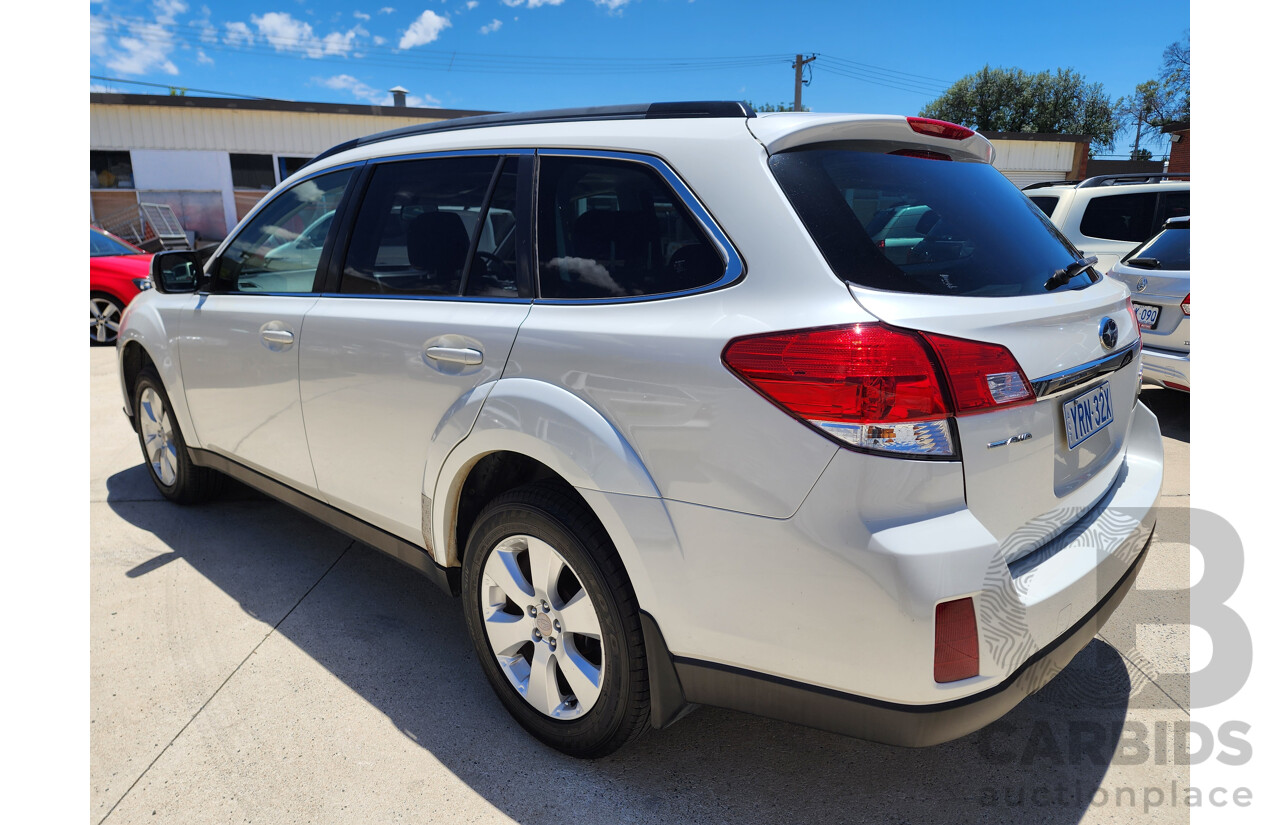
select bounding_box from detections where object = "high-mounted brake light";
[906,117,975,141]
[722,323,1036,458]
[934,597,979,682]
[1181,293,1190,316]
[889,148,953,162]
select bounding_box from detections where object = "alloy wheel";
[138,386,178,486]
[479,534,606,720]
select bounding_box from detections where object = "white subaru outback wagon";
[119,101,1164,758]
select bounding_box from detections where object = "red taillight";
[922,333,1033,414]
[722,323,1034,457]
[906,117,975,141]
[934,597,979,683]
[722,324,947,424]
[1181,293,1190,316]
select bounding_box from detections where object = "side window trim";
[202,160,365,296]
[457,159,508,297]
[316,161,374,294]
[533,148,745,304]
[318,150,535,303]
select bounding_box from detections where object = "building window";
[278,156,312,182]
[230,153,276,191]
[91,151,134,189]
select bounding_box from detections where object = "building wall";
[90,99,469,242]
[1167,129,1190,175]
[90,104,442,155]
[985,135,1090,188]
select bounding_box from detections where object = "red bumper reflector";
[934,597,979,682]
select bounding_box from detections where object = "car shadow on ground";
[1141,388,1189,443]
[106,465,1138,824]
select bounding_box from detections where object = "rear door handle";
[261,329,295,346]
[424,346,483,366]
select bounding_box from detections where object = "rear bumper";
[663,529,1151,746]
[1141,345,1190,390]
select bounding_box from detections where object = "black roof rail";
[1021,180,1082,191]
[1077,172,1190,188]
[304,100,758,169]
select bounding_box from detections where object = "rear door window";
[1079,192,1158,242]
[536,156,725,299]
[769,148,1093,297]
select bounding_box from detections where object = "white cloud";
[248,12,365,58]
[479,18,501,34]
[321,74,441,107]
[224,21,254,46]
[379,6,395,12]
[153,0,187,25]
[91,1,192,77]
[502,0,564,7]
[373,35,387,45]
[593,0,634,10]
[196,49,214,65]
[354,11,371,21]
[399,10,451,48]
[465,0,479,8]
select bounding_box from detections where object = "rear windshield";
[1123,225,1190,271]
[769,148,1096,297]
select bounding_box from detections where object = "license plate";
[1133,302,1160,330]
[1062,381,1114,449]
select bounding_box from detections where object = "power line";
[89,74,279,100]
[816,64,951,98]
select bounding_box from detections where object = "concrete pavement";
[91,347,1192,824]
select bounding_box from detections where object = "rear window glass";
[1123,225,1190,271]
[1079,192,1158,242]
[537,156,725,299]
[768,148,1094,297]
[1029,196,1059,217]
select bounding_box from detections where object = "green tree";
[1115,34,1189,159]
[920,65,1118,150]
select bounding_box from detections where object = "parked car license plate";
[1062,381,1114,449]
[1133,302,1160,330]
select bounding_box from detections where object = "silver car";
[1107,216,1191,391]
[119,102,1164,757]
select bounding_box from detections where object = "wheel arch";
[117,299,199,446]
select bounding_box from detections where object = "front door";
[178,167,354,493]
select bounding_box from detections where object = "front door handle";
[424,346,483,366]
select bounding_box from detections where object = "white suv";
[1024,174,1190,274]
[119,102,1164,757]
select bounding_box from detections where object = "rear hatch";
[1108,221,1190,352]
[759,116,1143,548]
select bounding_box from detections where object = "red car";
[90,226,153,346]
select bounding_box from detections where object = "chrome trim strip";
[1031,340,1139,398]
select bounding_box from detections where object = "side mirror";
[150,249,211,294]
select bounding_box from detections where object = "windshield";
[1123,224,1190,271]
[769,148,1097,297]
[90,228,142,257]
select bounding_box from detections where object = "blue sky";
[90,0,1188,155]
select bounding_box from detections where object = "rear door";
[769,143,1143,547]
[298,154,532,544]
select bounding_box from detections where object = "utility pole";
[792,54,816,112]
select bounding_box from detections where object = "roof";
[89,92,494,121]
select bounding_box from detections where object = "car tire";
[133,368,225,504]
[461,481,650,758]
[90,292,124,347]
